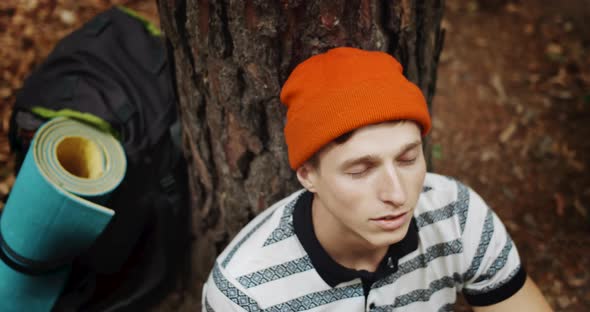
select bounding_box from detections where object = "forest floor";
[433,1,590,311]
[0,0,588,311]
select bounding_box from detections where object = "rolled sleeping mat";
[0,117,126,312]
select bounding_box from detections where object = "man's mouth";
[372,212,407,221]
[370,212,408,231]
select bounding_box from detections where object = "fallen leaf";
[534,136,553,158]
[441,18,452,32]
[521,109,537,125]
[476,85,493,100]
[523,23,535,35]
[490,73,507,104]
[467,1,478,13]
[523,213,535,228]
[0,181,9,196]
[512,165,525,180]
[58,10,77,26]
[567,158,585,172]
[480,149,497,162]
[475,37,488,47]
[527,74,541,86]
[546,43,563,55]
[499,122,517,143]
[504,220,520,232]
[557,296,571,309]
[554,192,565,217]
[552,90,574,100]
[502,187,514,199]
[548,67,569,86]
[505,3,519,13]
[564,267,588,288]
[0,88,11,98]
[478,175,488,185]
[552,280,563,293]
[574,199,587,218]
[23,0,39,11]
[12,13,25,26]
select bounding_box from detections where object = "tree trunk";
[156,0,444,309]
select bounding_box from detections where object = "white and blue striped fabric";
[202,173,523,311]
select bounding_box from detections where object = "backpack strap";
[168,120,182,163]
[158,119,183,206]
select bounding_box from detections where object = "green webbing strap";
[30,107,120,140]
[116,5,162,37]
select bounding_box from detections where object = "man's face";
[298,121,426,250]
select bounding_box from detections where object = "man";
[202,47,552,311]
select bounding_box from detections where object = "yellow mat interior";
[56,136,104,179]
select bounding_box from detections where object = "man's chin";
[366,223,411,248]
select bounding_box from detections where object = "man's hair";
[307,130,355,169]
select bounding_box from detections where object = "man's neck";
[311,197,388,273]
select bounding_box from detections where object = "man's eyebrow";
[396,140,422,157]
[340,155,380,170]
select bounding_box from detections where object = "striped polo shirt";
[202,173,526,311]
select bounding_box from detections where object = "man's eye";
[346,167,370,177]
[399,158,417,165]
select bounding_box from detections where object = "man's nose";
[378,166,407,207]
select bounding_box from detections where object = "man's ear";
[296,163,317,193]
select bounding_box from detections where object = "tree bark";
[156,0,444,309]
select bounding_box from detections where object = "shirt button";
[369,303,376,309]
[387,257,394,269]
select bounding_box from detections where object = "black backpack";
[8,6,189,311]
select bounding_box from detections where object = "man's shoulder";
[215,189,308,278]
[205,190,327,310]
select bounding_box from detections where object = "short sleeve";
[459,184,526,306]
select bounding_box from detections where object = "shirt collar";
[293,191,419,287]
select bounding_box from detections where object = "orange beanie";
[280,47,432,169]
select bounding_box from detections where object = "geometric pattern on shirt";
[237,256,314,288]
[462,208,494,282]
[216,260,363,312]
[264,284,363,312]
[474,236,514,283]
[222,210,277,268]
[263,195,300,246]
[422,186,433,193]
[373,239,463,289]
[212,264,262,312]
[415,181,470,234]
[464,265,521,295]
[373,273,463,311]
